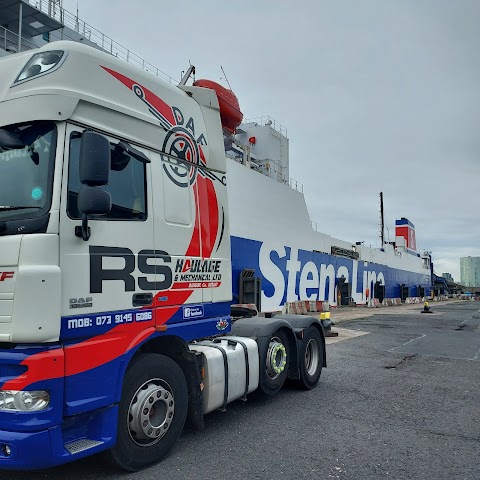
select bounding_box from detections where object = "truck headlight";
[0,390,50,411]
[14,50,65,85]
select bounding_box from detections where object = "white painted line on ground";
[326,327,370,345]
[388,334,426,353]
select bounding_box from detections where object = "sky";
[61,0,480,281]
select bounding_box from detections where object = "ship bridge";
[0,0,64,55]
[0,0,176,84]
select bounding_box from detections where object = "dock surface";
[4,300,479,480]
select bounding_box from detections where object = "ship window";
[67,132,147,221]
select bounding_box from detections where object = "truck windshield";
[0,121,56,221]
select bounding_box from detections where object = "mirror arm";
[82,214,91,241]
[75,214,91,241]
[117,141,150,163]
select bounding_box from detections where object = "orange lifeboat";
[193,79,243,133]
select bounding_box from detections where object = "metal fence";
[30,0,176,83]
[244,116,288,137]
[257,159,303,193]
[288,177,303,193]
[0,26,38,53]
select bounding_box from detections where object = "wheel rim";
[266,336,287,380]
[305,338,319,376]
[128,379,175,447]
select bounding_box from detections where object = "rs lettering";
[89,246,172,293]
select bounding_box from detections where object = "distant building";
[460,257,480,287]
[442,273,454,282]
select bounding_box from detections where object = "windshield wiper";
[0,206,42,211]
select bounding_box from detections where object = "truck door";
[150,152,232,327]
[150,153,203,326]
[60,124,155,326]
[59,124,154,413]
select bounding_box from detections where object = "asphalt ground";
[3,301,480,480]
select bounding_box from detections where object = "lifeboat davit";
[193,79,243,133]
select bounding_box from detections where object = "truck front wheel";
[107,353,188,471]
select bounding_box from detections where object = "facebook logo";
[182,305,204,320]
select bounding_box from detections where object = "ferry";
[0,0,434,313]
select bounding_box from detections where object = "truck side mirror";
[79,131,110,185]
[75,131,112,241]
[76,185,112,241]
[78,185,111,215]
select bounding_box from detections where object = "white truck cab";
[0,42,325,471]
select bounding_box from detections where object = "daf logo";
[0,272,14,282]
[70,297,93,309]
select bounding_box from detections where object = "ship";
[0,0,434,311]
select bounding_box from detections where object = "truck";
[0,41,326,471]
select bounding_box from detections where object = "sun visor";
[0,94,78,126]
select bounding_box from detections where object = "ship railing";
[259,163,303,193]
[229,153,304,193]
[288,177,303,193]
[31,1,177,84]
[33,0,65,23]
[0,26,38,54]
[260,158,286,182]
[244,116,288,137]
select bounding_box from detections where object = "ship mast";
[379,192,385,248]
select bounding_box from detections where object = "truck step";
[64,439,104,454]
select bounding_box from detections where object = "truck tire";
[259,329,290,396]
[297,327,324,390]
[107,353,188,471]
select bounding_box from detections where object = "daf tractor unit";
[0,42,326,471]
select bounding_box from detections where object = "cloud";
[63,0,480,282]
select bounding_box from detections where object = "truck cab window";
[0,121,56,222]
[67,132,147,220]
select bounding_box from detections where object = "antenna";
[379,192,385,248]
[179,63,196,86]
[220,65,232,90]
[75,3,79,32]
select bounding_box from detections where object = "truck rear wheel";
[297,327,324,390]
[259,329,290,395]
[107,353,188,471]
